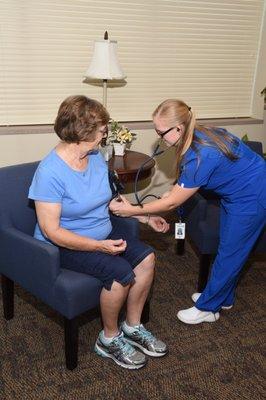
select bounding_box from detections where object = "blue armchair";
[183,141,266,291]
[0,161,149,370]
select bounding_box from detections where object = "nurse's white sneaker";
[191,293,233,310]
[177,306,220,324]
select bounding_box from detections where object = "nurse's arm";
[110,184,199,216]
[35,201,126,254]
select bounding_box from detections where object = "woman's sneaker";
[192,293,233,310]
[94,331,147,369]
[121,322,168,357]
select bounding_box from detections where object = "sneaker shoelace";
[136,325,155,342]
[112,334,135,356]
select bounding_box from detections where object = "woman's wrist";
[135,214,150,224]
[89,239,101,252]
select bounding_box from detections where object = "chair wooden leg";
[176,239,185,255]
[1,274,14,320]
[141,300,150,324]
[198,255,211,292]
[64,317,79,370]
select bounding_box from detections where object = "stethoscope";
[134,130,182,207]
[134,135,185,243]
[104,128,181,207]
[134,140,165,207]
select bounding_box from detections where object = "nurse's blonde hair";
[152,99,238,178]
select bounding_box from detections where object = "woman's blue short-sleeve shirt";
[28,149,112,243]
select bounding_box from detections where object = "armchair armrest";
[183,192,209,223]
[183,191,221,254]
[0,227,60,290]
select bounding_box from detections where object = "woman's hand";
[98,239,127,255]
[109,195,135,217]
[147,216,170,233]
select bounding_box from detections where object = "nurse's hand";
[148,216,170,233]
[109,195,135,217]
[99,239,127,255]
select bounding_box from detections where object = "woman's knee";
[104,258,135,290]
[109,280,131,294]
[135,252,155,273]
[143,252,155,267]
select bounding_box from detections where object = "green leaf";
[241,134,249,142]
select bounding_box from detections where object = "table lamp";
[84,31,126,108]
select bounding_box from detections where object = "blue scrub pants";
[196,203,266,312]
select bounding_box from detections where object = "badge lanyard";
[175,206,185,239]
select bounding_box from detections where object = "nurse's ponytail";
[153,99,238,179]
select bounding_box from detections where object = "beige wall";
[0,115,265,170]
[252,3,266,118]
[0,132,58,168]
[0,112,265,201]
[1,0,265,200]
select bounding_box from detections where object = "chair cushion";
[53,269,103,319]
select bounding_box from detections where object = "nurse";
[109,99,266,325]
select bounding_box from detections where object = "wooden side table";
[108,150,155,184]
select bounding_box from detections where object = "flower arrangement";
[109,119,137,144]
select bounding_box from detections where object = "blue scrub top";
[177,130,266,215]
[28,149,112,243]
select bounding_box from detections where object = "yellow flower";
[110,119,136,144]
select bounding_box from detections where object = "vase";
[113,142,126,156]
[100,144,113,161]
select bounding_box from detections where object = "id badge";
[175,222,185,239]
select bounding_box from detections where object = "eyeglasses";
[154,126,176,138]
[99,126,108,146]
[99,126,108,137]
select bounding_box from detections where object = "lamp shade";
[84,39,126,80]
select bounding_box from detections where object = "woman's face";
[93,125,108,148]
[82,125,108,151]
[153,115,183,147]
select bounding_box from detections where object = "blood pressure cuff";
[108,170,125,199]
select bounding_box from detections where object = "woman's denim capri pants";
[59,220,154,290]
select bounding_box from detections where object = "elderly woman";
[28,95,169,369]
